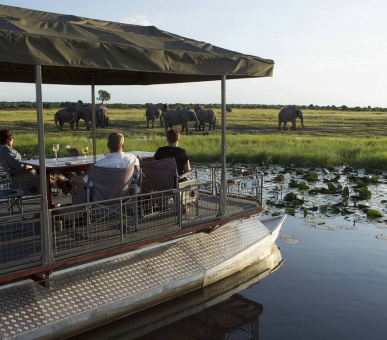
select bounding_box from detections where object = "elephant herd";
[54,100,109,131]
[55,100,304,133]
[145,103,217,134]
[145,104,305,133]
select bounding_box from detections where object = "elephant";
[278,107,305,130]
[65,100,93,129]
[54,109,75,130]
[193,104,205,113]
[96,105,109,128]
[194,109,216,131]
[163,109,198,134]
[145,103,168,128]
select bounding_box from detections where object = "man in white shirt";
[70,132,139,203]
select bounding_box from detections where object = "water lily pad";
[284,192,298,201]
[289,180,299,188]
[341,207,356,215]
[376,225,387,229]
[327,182,337,192]
[315,224,340,231]
[303,217,324,227]
[284,238,301,244]
[343,166,353,173]
[357,203,370,209]
[280,234,294,239]
[341,225,357,230]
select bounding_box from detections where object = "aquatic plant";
[274,174,286,181]
[359,187,372,199]
[298,182,309,190]
[285,207,296,215]
[342,186,350,197]
[367,209,382,217]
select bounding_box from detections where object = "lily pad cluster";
[265,165,386,221]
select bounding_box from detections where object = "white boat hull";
[0,214,286,340]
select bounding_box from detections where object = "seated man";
[154,129,191,181]
[0,129,35,177]
[70,132,139,203]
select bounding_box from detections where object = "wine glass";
[82,146,89,162]
[52,144,59,162]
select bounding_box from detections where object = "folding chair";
[139,157,179,192]
[0,187,24,214]
[138,157,179,219]
[85,165,138,237]
[138,157,199,220]
[0,155,40,206]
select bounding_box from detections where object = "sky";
[0,0,386,107]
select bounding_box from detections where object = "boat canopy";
[0,5,274,85]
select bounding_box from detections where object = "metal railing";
[0,211,42,274]
[192,164,264,211]
[0,181,221,273]
[0,165,263,277]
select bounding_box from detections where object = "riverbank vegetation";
[2,108,387,170]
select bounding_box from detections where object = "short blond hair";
[107,133,124,152]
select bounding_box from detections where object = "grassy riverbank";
[2,108,387,169]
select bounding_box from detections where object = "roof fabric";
[0,5,274,85]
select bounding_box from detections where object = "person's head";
[166,129,180,146]
[0,129,14,146]
[107,132,124,152]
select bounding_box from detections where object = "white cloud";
[121,15,151,26]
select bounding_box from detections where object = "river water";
[75,166,387,339]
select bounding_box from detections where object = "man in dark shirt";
[154,129,191,178]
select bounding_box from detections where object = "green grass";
[2,108,387,169]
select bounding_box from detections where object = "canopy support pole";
[35,65,53,264]
[91,77,97,160]
[220,75,227,218]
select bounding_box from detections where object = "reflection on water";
[136,294,262,340]
[71,244,282,340]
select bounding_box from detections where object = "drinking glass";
[82,146,89,162]
[52,144,59,162]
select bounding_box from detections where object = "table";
[21,151,154,208]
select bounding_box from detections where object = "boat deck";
[1,186,262,277]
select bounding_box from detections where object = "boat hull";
[0,214,286,340]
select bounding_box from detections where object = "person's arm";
[184,159,191,173]
[154,148,160,160]
[3,147,24,173]
[70,174,87,187]
[178,160,192,180]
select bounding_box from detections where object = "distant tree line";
[0,101,386,112]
